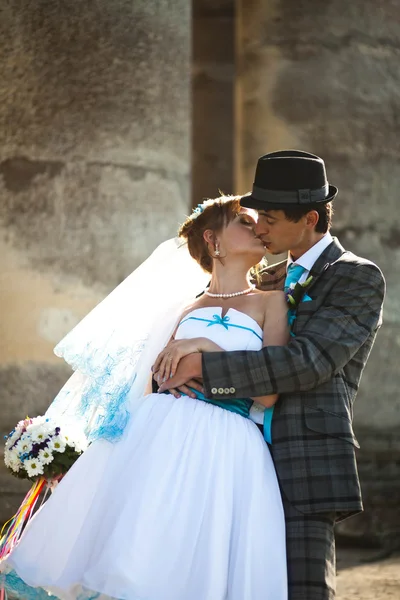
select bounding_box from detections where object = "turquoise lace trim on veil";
[1,569,113,600]
[1,570,58,600]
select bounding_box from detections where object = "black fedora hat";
[240,150,338,210]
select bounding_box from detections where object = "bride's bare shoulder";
[249,290,286,318]
[178,300,205,321]
[256,290,287,311]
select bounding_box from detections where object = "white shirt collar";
[287,232,333,273]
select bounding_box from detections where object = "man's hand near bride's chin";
[157,354,203,396]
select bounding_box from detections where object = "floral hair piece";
[189,199,216,221]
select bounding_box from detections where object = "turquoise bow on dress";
[207,314,231,330]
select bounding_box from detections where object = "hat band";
[252,183,329,204]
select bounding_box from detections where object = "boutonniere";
[285,275,313,308]
[285,276,314,335]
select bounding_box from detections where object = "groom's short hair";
[280,201,333,233]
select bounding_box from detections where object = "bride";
[1,195,288,600]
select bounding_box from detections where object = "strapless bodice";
[175,307,265,422]
[175,306,263,351]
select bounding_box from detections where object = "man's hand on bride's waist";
[156,354,204,396]
[158,378,204,400]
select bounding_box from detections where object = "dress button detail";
[229,387,235,393]
[218,388,224,394]
[211,388,217,394]
[224,388,230,394]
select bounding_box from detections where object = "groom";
[157,150,385,599]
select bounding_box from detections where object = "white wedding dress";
[2,307,287,600]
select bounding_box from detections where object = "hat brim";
[240,185,338,211]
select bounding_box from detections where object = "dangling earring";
[214,243,220,257]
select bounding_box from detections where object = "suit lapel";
[305,237,346,295]
[290,238,345,334]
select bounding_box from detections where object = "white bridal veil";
[46,238,209,443]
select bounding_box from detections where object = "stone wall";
[237,0,400,547]
[0,0,191,522]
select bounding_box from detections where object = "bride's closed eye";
[239,217,254,226]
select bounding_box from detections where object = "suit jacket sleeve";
[202,261,385,399]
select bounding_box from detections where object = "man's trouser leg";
[283,495,337,600]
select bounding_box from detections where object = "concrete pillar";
[237,0,400,548]
[0,0,191,521]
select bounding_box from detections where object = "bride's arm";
[250,291,289,408]
[144,373,154,395]
[153,302,224,385]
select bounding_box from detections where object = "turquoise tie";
[263,263,307,446]
[284,263,307,292]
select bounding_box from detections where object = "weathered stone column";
[192,0,235,203]
[237,0,400,548]
[0,0,190,521]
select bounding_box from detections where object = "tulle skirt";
[2,393,287,600]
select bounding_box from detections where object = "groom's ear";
[305,210,319,229]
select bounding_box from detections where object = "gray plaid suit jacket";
[202,238,385,518]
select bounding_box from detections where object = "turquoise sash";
[263,407,273,445]
[189,388,273,445]
[190,388,252,418]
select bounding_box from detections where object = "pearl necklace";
[204,285,255,299]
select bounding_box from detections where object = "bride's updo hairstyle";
[178,195,242,274]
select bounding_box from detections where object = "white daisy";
[29,426,50,443]
[6,455,21,472]
[6,462,20,473]
[55,431,67,444]
[5,445,20,465]
[48,436,66,453]
[4,451,12,468]
[24,458,45,477]
[38,448,54,465]
[68,435,88,453]
[7,443,20,457]
[15,435,32,455]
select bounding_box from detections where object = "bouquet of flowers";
[0,417,87,566]
[4,416,87,481]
